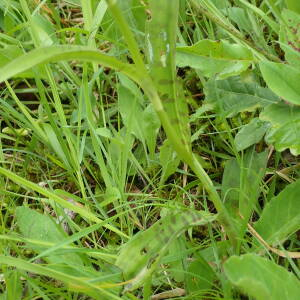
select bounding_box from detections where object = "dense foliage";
[0,0,299,299]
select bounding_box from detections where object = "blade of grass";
[0,167,128,238]
[0,45,141,86]
[0,256,123,300]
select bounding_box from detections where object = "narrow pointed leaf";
[0,45,140,85]
[146,0,191,152]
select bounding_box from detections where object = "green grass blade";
[105,0,147,73]
[0,167,128,238]
[0,45,140,85]
[0,256,123,300]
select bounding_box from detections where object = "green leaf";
[43,123,71,170]
[0,256,122,300]
[96,127,113,138]
[168,237,187,282]
[31,15,57,47]
[4,271,23,300]
[228,3,279,33]
[116,210,216,291]
[280,9,300,67]
[16,207,84,266]
[224,254,300,300]
[260,102,300,155]
[285,0,300,14]
[0,45,38,78]
[254,179,300,245]
[118,85,145,143]
[186,255,216,294]
[224,7,253,33]
[204,77,279,118]
[159,139,180,184]
[142,103,161,157]
[0,167,127,238]
[222,148,268,223]
[0,46,141,88]
[260,61,300,105]
[234,118,270,151]
[176,39,253,79]
[118,80,160,156]
[146,0,191,152]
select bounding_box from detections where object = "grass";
[0,0,300,299]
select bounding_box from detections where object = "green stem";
[141,84,238,246]
[105,0,147,74]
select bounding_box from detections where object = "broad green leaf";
[234,118,270,151]
[224,254,300,300]
[16,206,84,266]
[146,0,191,152]
[260,102,300,155]
[116,210,216,291]
[285,0,300,14]
[260,61,300,105]
[102,0,145,46]
[96,127,113,138]
[204,77,279,117]
[254,179,300,245]
[222,148,268,223]
[118,73,144,103]
[176,39,253,79]
[210,0,230,9]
